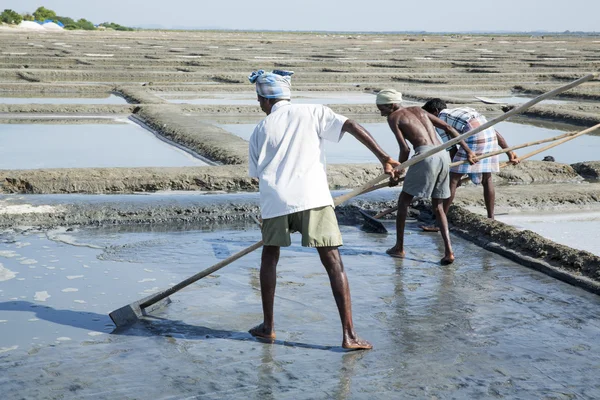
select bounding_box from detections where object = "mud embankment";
[115,86,166,104]
[0,161,595,195]
[445,206,600,294]
[0,117,126,124]
[0,163,384,194]
[135,105,249,165]
[0,103,135,114]
[510,105,600,127]
[0,83,112,93]
[452,180,600,211]
[495,160,583,184]
[514,83,600,102]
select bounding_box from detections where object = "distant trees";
[33,6,56,21]
[99,22,134,31]
[1,9,23,25]
[14,6,135,31]
[55,16,75,27]
[76,18,95,30]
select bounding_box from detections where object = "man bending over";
[376,89,476,265]
[422,98,519,228]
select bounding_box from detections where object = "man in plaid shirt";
[422,99,519,227]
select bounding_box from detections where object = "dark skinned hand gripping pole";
[109,73,596,328]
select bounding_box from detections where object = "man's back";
[249,101,347,219]
[389,106,442,148]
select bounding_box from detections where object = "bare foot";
[249,323,275,341]
[440,253,455,265]
[419,224,440,232]
[342,337,373,350]
[386,245,405,258]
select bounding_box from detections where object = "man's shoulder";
[291,103,329,113]
[391,106,424,119]
[272,103,327,116]
[259,103,329,129]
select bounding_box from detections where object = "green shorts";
[261,206,343,247]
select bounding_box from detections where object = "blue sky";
[4,0,599,32]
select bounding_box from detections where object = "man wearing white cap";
[376,89,477,265]
[248,70,400,350]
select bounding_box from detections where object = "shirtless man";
[376,89,476,264]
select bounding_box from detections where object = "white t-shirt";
[249,101,347,219]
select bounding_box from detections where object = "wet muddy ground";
[1,222,600,399]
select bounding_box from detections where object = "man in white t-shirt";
[248,69,399,350]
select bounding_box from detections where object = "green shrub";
[33,6,56,21]
[1,9,23,25]
[76,18,95,30]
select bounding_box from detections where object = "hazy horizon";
[3,0,599,33]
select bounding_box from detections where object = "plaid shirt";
[438,107,499,184]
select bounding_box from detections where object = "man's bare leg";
[482,172,495,219]
[387,191,413,257]
[420,173,462,232]
[443,172,463,215]
[249,245,279,340]
[317,246,372,350]
[432,198,455,265]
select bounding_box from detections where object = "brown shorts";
[261,206,343,247]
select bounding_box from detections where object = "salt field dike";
[1,19,600,400]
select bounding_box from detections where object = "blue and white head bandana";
[248,69,294,99]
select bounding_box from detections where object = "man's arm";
[426,113,477,165]
[342,119,400,177]
[495,130,519,164]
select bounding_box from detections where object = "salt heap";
[42,22,64,31]
[18,21,45,31]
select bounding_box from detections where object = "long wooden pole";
[371,122,600,220]
[333,73,596,205]
[499,122,600,168]
[359,129,580,197]
[452,130,578,166]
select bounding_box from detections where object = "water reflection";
[0,123,208,169]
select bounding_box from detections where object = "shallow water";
[496,121,600,164]
[217,119,599,164]
[497,210,600,256]
[1,222,599,398]
[0,122,209,169]
[0,94,128,105]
